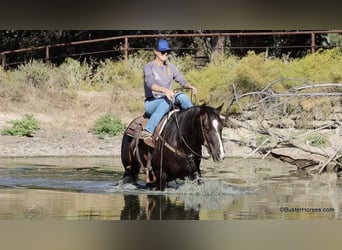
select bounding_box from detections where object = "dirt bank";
[0,90,340,172]
[0,126,253,158]
[0,91,253,158]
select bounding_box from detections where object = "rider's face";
[154,49,169,63]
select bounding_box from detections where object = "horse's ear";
[199,103,207,114]
[216,103,224,113]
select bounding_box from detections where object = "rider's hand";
[164,89,175,101]
[188,85,197,95]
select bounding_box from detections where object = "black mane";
[163,104,215,145]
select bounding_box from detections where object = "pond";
[0,156,341,220]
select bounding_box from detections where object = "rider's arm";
[150,84,174,101]
[183,82,197,95]
[170,64,197,95]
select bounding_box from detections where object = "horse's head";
[200,103,225,162]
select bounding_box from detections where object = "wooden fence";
[1,30,342,68]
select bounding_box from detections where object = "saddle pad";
[126,116,148,137]
[154,109,179,140]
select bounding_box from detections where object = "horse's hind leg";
[121,134,140,184]
[122,153,140,184]
[122,165,139,184]
[145,150,156,184]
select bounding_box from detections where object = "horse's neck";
[172,110,203,145]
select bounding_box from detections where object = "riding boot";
[140,130,155,148]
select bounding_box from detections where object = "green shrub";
[93,114,126,139]
[91,55,145,91]
[304,133,328,147]
[283,47,342,82]
[1,114,40,137]
[329,34,342,47]
[170,53,196,73]
[17,60,54,88]
[186,55,237,105]
[57,57,92,89]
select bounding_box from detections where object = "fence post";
[45,46,50,62]
[124,37,128,60]
[311,32,316,53]
[218,33,224,55]
[0,53,6,69]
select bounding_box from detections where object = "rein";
[173,87,198,105]
[156,96,207,189]
[158,135,188,158]
[160,102,210,160]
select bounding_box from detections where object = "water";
[0,156,341,220]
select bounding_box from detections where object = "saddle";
[125,115,148,138]
[125,110,179,142]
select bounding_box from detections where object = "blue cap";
[155,39,171,52]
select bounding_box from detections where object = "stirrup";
[144,137,155,148]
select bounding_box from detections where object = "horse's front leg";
[188,157,202,185]
[155,171,168,191]
[191,170,202,185]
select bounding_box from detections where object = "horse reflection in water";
[120,195,199,220]
[121,103,225,191]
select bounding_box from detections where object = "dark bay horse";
[120,103,225,191]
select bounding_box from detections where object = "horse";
[120,103,225,191]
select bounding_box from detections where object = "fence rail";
[1,30,342,68]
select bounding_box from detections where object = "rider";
[140,38,197,148]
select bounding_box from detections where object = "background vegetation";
[2,47,342,99]
[1,30,341,67]
[1,47,342,136]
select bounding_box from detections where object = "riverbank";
[0,128,121,157]
[0,126,253,158]
[0,90,256,158]
[0,90,340,168]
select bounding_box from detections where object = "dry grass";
[0,89,143,131]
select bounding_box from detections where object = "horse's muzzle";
[212,152,225,162]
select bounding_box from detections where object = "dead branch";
[294,121,340,139]
[258,123,336,158]
[291,83,342,92]
[286,138,332,158]
[318,150,341,174]
[224,80,342,175]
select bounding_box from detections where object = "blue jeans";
[144,92,193,133]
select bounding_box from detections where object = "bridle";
[158,105,211,161]
[157,110,208,189]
